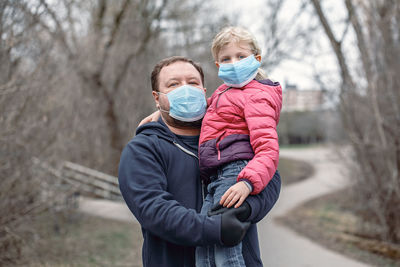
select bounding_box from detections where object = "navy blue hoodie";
[118,119,281,267]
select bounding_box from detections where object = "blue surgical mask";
[218,54,261,88]
[158,85,207,122]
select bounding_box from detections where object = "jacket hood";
[135,118,175,143]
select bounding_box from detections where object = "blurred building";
[282,82,325,112]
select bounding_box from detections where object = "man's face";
[153,61,206,128]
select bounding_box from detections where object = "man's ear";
[255,55,262,62]
[152,91,160,108]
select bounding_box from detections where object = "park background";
[1,0,399,266]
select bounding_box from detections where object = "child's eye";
[221,58,229,62]
[239,55,246,59]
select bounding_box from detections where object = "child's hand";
[220,181,251,208]
[138,111,160,127]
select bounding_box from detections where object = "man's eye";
[189,81,199,85]
[168,83,178,87]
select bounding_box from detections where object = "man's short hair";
[151,56,205,92]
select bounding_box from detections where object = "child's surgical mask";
[218,54,261,88]
[158,85,207,122]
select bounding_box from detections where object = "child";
[196,26,282,267]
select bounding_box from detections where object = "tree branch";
[111,0,168,94]
[310,0,355,90]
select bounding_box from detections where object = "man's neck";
[161,116,201,136]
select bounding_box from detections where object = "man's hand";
[208,201,251,222]
[220,181,251,208]
[218,207,250,246]
[138,111,160,127]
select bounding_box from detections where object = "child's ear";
[255,55,262,62]
[215,61,220,68]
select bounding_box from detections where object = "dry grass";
[277,188,400,267]
[10,210,143,267]
[278,156,315,185]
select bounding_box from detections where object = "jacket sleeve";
[245,170,281,223]
[118,136,221,246]
[237,87,282,194]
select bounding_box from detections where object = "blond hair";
[211,26,267,80]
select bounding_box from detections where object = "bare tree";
[17,0,229,173]
[1,0,232,263]
[310,0,400,243]
[259,0,317,74]
[0,1,73,263]
[19,0,170,173]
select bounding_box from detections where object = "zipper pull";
[201,180,205,201]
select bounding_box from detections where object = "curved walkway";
[259,146,371,267]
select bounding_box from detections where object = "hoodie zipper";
[173,141,198,159]
[173,141,205,201]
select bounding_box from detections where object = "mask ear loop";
[156,92,170,114]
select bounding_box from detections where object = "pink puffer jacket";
[199,79,282,194]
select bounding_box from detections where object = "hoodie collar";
[135,117,175,142]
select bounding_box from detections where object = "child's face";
[216,41,261,67]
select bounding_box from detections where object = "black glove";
[208,201,252,222]
[208,202,252,247]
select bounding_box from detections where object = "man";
[118,56,281,267]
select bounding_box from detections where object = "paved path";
[79,197,137,223]
[79,146,371,267]
[259,146,371,267]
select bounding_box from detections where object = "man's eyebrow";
[165,78,179,83]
